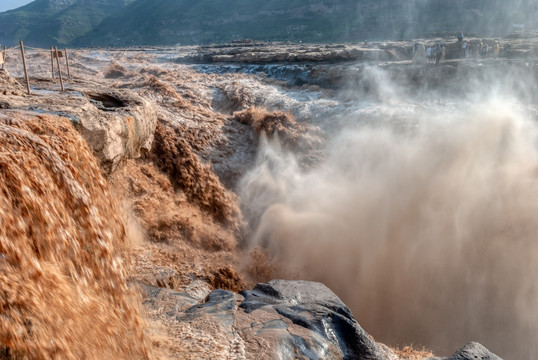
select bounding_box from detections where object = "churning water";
[241,64,538,359]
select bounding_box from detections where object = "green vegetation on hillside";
[0,0,537,47]
[0,0,135,47]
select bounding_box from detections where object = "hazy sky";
[0,0,33,12]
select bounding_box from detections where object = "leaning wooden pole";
[50,46,55,79]
[64,48,70,79]
[3,46,7,70]
[19,41,31,95]
[54,47,64,92]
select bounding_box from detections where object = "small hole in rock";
[86,93,126,109]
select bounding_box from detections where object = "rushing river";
[3,46,538,358]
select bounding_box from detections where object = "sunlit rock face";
[0,71,157,174]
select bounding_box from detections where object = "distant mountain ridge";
[0,0,134,47]
[0,0,537,47]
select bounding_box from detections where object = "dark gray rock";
[447,342,503,360]
[138,280,504,360]
[183,289,237,328]
[241,280,382,360]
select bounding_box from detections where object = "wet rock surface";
[141,279,503,360]
[239,280,385,360]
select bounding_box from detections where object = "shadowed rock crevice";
[86,92,127,110]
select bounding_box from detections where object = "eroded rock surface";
[141,279,503,360]
[0,73,157,173]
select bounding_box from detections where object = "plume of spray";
[240,65,538,359]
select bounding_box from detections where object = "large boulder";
[238,280,386,360]
[446,342,502,360]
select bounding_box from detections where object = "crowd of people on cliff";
[459,39,505,59]
[413,33,512,65]
[413,43,446,64]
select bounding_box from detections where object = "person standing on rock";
[482,42,489,57]
[435,44,442,64]
[462,41,468,58]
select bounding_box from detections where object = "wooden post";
[2,46,6,70]
[50,46,55,79]
[19,41,31,95]
[64,48,70,79]
[54,47,64,92]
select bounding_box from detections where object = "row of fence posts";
[0,40,72,95]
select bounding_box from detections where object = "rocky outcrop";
[445,342,502,360]
[77,90,157,173]
[176,42,407,64]
[238,280,387,360]
[175,36,538,65]
[0,72,157,173]
[140,279,502,360]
